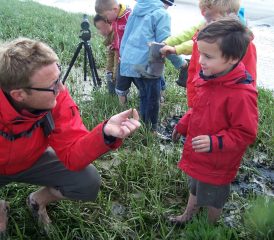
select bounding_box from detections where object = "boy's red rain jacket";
[0,88,122,175]
[175,62,258,185]
[111,5,131,54]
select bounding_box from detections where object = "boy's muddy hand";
[192,135,210,152]
[104,109,141,139]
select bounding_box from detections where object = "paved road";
[177,0,274,18]
[238,0,274,22]
[175,0,274,26]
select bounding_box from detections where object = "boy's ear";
[230,58,240,65]
[9,89,27,102]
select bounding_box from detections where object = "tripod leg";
[62,42,84,84]
[84,42,102,87]
[84,46,87,81]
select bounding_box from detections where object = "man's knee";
[80,165,101,201]
[61,165,101,202]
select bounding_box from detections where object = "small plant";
[243,196,274,240]
[255,88,274,164]
[182,212,239,240]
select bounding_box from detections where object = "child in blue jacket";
[118,0,171,130]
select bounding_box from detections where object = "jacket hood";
[133,0,164,17]
[196,62,256,92]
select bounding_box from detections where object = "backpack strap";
[0,111,55,141]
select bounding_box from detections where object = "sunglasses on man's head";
[25,64,62,95]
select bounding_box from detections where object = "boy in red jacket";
[161,0,257,108]
[95,0,131,56]
[93,14,117,95]
[95,0,131,103]
[169,18,258,225]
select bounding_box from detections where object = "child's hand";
[192,135,210,152]
[172,128,181,142]
[160,45,176,57]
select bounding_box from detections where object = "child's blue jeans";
[134,77,161,130]
[161,76,166,91]
[116,69,161,130]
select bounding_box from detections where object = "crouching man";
[0,37,141,235]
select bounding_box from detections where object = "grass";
[255,87,274,162]
[243,196,274,240]
[0,0,273,239]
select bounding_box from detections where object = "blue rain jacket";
[120,0,171,77]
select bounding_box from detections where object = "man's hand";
[160,45,176,57]
[172,128,181,142]
[104,109,141,139]
[192,135,210,152]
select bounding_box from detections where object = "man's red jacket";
[0,88,122,175]
[176,62,258,185]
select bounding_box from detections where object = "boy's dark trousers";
[134,76,161,130]
[106,72,116,95]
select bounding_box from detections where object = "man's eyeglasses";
[25,64,62,95]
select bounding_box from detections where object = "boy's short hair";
[199,0,240,15]
[93,14,109,27]
[197,18,250,61]
[0,37,58,92]
[95,0,118,15]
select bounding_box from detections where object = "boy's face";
[102,9,117,22]
[197,40,238,77]
[201,8,224,23]
[95,20,112,37]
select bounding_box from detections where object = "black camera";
[79,14,91,41]
[81,14,90,31]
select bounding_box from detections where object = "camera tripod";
[62,17,101,87]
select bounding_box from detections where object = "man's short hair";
[0,37,58,92]
[199,0,240,16]
[95,0,118,15]
[197,17,251,61]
